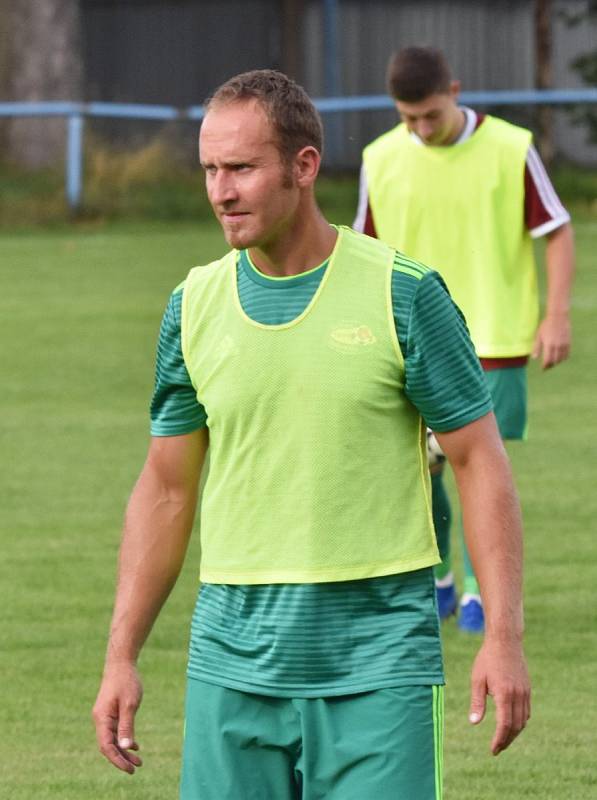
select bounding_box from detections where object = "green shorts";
[180,678,443,800]
[484,366,528,440]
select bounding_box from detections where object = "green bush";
[0,142,594,229]
[551,164,597,214]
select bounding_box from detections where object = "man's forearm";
[453,443,524,640]
[437,415,524,639]
[105,476,198,665]
[544,222,574,319]
[104,432,206,667]
[532,222,574,367]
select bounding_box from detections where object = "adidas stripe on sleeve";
[150,286,207,436]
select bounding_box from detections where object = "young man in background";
[355,46,574,632]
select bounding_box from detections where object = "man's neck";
[249,206,337,277]
[446,107,467,144]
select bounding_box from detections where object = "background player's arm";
[436,414,530,756]
[532,221,575,369]
[352,163,377,237]
[93,429,208,774]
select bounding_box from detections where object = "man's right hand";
[92,663,144,774]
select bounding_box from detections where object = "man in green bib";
[355,46,575,633]
[93,69,530,799]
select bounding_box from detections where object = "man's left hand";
[468,637,531,755]
[532,313,571,369]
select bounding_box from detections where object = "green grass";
[2,212,596,799]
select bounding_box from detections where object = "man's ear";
[449,80,461,102]
[293,146,321,188]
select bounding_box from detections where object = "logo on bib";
[329,324,376,353]
[213,334,238,362]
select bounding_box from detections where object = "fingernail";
[119,738,132,748]
[469,713,481,723]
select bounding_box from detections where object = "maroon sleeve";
[363,204,377,237]
[353,164,378,238]
[524,145,570,234]
[524,164,552,230]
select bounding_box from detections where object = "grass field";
[2,210,596,799]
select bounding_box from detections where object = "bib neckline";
[231,226,342,331]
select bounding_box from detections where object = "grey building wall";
[80,0,597,167]
[82,0,283,106]
[303,0,596,166]
[81,0,286,152]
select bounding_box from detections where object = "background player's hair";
[386,47,452,102]
[205,69,324,163]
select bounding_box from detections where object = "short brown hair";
[386,47,452,102]
[205,69,323,162]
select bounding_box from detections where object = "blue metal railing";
[1,88,597,211]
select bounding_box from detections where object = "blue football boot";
[436,583,458,620]
[457,594,485,633]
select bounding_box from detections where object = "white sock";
[435,572,454,589]
[460,593,482,606]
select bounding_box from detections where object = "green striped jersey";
[150,248,492,695]
[151,249,491,435]
[190,569,443,696]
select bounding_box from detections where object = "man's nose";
[210,172,238,205]
[417,121,435,141]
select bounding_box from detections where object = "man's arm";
[92,429,208,774]
[435,413,531,756]
[532,221,575,369]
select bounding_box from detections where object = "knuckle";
[498,685,515,702]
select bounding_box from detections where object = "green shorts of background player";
[181,681,444,800]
